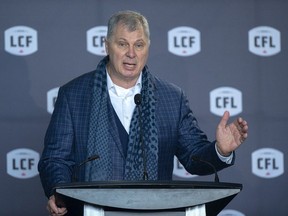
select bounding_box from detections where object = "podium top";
[55,180,242,190]
[55,181,242,212]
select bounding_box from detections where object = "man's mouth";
[123,62,137,70]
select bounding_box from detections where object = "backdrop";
[1,0,287,215]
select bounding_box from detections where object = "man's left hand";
[216,111,248,156]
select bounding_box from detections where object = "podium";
[55,181,242,216]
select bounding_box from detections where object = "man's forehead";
[116,22,143,33]
[113,25,147,40]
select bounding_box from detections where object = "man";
[38,10,248,216]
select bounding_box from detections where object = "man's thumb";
[219,111,230,127]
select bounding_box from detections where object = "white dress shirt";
[107,71,142,134]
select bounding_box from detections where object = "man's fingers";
[47,195,68,216]
[219,111,230,127]
[236,117,248,143]
[48,198,58,212]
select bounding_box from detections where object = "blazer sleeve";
[38,72,93,197]
[38,86,75,198]
[175,89,234,175]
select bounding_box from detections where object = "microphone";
[134,93,142,105]
[191,156,220,183]
[134,93,148,180]
[72,154,100,182]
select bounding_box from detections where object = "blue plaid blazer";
[38,66,233,197]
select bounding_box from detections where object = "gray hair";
[106,10,150,43]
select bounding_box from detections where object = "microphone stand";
[192,156,220,183]
[72,154,100,182]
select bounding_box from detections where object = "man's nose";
[126,46,136,58]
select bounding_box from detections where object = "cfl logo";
[252,148,284,178]
[4,26,38,56]
[168,26,201,56]
[87,26,107,56]
[6,148,39,179]
[47,87,59,114]
[210,87,242,117]
[249,26,281,56]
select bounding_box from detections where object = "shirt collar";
[106,69,142,96]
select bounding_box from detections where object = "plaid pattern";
[38,58,233,197]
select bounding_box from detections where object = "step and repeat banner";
[1,1,287,215]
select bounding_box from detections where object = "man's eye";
[118,42,128,47]
[135,43,144,49]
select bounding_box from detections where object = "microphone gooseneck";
[134,93,148,180]
[191,156,220,183]
[72,154,100,182]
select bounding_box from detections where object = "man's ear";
[104,38,109,55]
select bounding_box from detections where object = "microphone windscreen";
[134,93,142,105]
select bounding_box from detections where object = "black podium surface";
[55,181,242,216]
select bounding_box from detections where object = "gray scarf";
[85,56,158,181]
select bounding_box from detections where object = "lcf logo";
[249,26,281,57]
[252,148,284,178]
[210,87,242,117]
[5,26,38,56]
[168,26,201,56]
[173,156,196,179]
[87,26,107,56]
[7,148,39,179]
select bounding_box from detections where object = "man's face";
[105,23,149,88]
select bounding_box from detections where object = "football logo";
[249,26,281,56]
[252,148,284,178]
[7,148,39,179]
[168,26,201,56]
[87,26,107,56]
[173,156,196,178]
[5,26,38,56]
[47,87,59,114]
[210,87,242,117]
